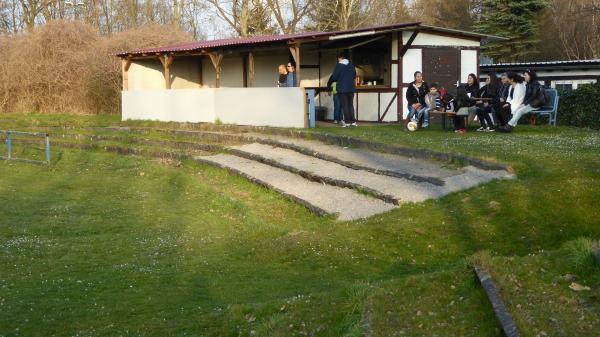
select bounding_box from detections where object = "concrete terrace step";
[228,143,513,204]
[236,133,460,185]
[194,154,396,221]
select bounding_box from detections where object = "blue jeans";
[333,94,342,121]
[407,104,428,122]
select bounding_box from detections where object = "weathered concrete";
[242,133,457,185]
[195,154,396,221]
[228,143,512,204]
[474,266,521,337]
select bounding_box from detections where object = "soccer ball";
[407,121,418,132]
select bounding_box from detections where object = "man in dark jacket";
[327,52,357,127]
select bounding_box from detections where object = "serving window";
[351,35,392,87]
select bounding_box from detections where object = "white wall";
[122,89,215,123]
[461,50,478,83]
[403,49,422,83]
[215,88,305,127]
[122,87,306,128]
[403,31,480,47]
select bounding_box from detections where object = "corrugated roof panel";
[116,22,423,56]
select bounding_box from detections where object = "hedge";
[557,83,600,129]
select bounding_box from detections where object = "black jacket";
[524,81,546,108]
[465,84,479,107]
[499,83,511,101]
[477,84,502,105]
[406,81,429,106]
[327,61,356,93]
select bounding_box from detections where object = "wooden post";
[289,44,301,87]
[159,54,174,89]
[209,52,223,88]
[121,57,132,91]
[248,51,255,87]
[198,56,203,87]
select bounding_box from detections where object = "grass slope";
[0,114,599,336]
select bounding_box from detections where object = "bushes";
[0,20,191,115]
[557,83,600,129]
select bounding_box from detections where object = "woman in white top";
[496,72,526,127]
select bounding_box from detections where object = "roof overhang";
[117,22,501,58]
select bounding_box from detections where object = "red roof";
[117,22,422,56]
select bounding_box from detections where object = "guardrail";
[0,130,51,164]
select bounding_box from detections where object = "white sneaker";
[351,122,358,127]
[476,127,485,132]
[341,121,348,127]
[422,123,429,128]
[486,127,495,132]
[333,120,339,124]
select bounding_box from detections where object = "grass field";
[1,114,599,336]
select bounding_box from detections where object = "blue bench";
[529,88,559,126]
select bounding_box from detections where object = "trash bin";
[315,106,328,121]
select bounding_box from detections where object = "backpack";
[540,87,551,106]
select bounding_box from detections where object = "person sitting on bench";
[452,85,471,133]
[499,69,546,133]
[475,72,502,132]
[496,72,526,129]
[406,71,429,125]
[420,83,443,128]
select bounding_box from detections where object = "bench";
[529,88,559,126]
[431,110,467,130]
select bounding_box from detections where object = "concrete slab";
[229,143,512,204]
[195,154,396,221]
[238,133,459,185]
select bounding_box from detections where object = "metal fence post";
[6,131,12,160]
[45,134,51,164]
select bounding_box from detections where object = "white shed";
[117,22,501,127]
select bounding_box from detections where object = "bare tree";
[265,0,312,33]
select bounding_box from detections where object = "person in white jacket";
[496,72,526,127]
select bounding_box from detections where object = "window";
[351,36,391,87]
[555,84,573,91]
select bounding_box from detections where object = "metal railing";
[0,130,51,164]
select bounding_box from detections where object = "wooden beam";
[121,59,129,91]
[198,56,203,87]
[159,55,174,89]
[242,53,248,87]
[209,52,223,88]
[248,51,255,87]
[289,45,301,87]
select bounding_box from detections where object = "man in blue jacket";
[327,52,357,127]
[284,62,297,87]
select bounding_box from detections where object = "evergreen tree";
[474,0,548,62]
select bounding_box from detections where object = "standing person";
[328,81,343,123]
[475,72,501,132]
[496,72,526,128]
[327,52,357,127]
[285,61,297,87]
[500,69,546,132]
[406,71,429,125]
[277,64,287,87]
